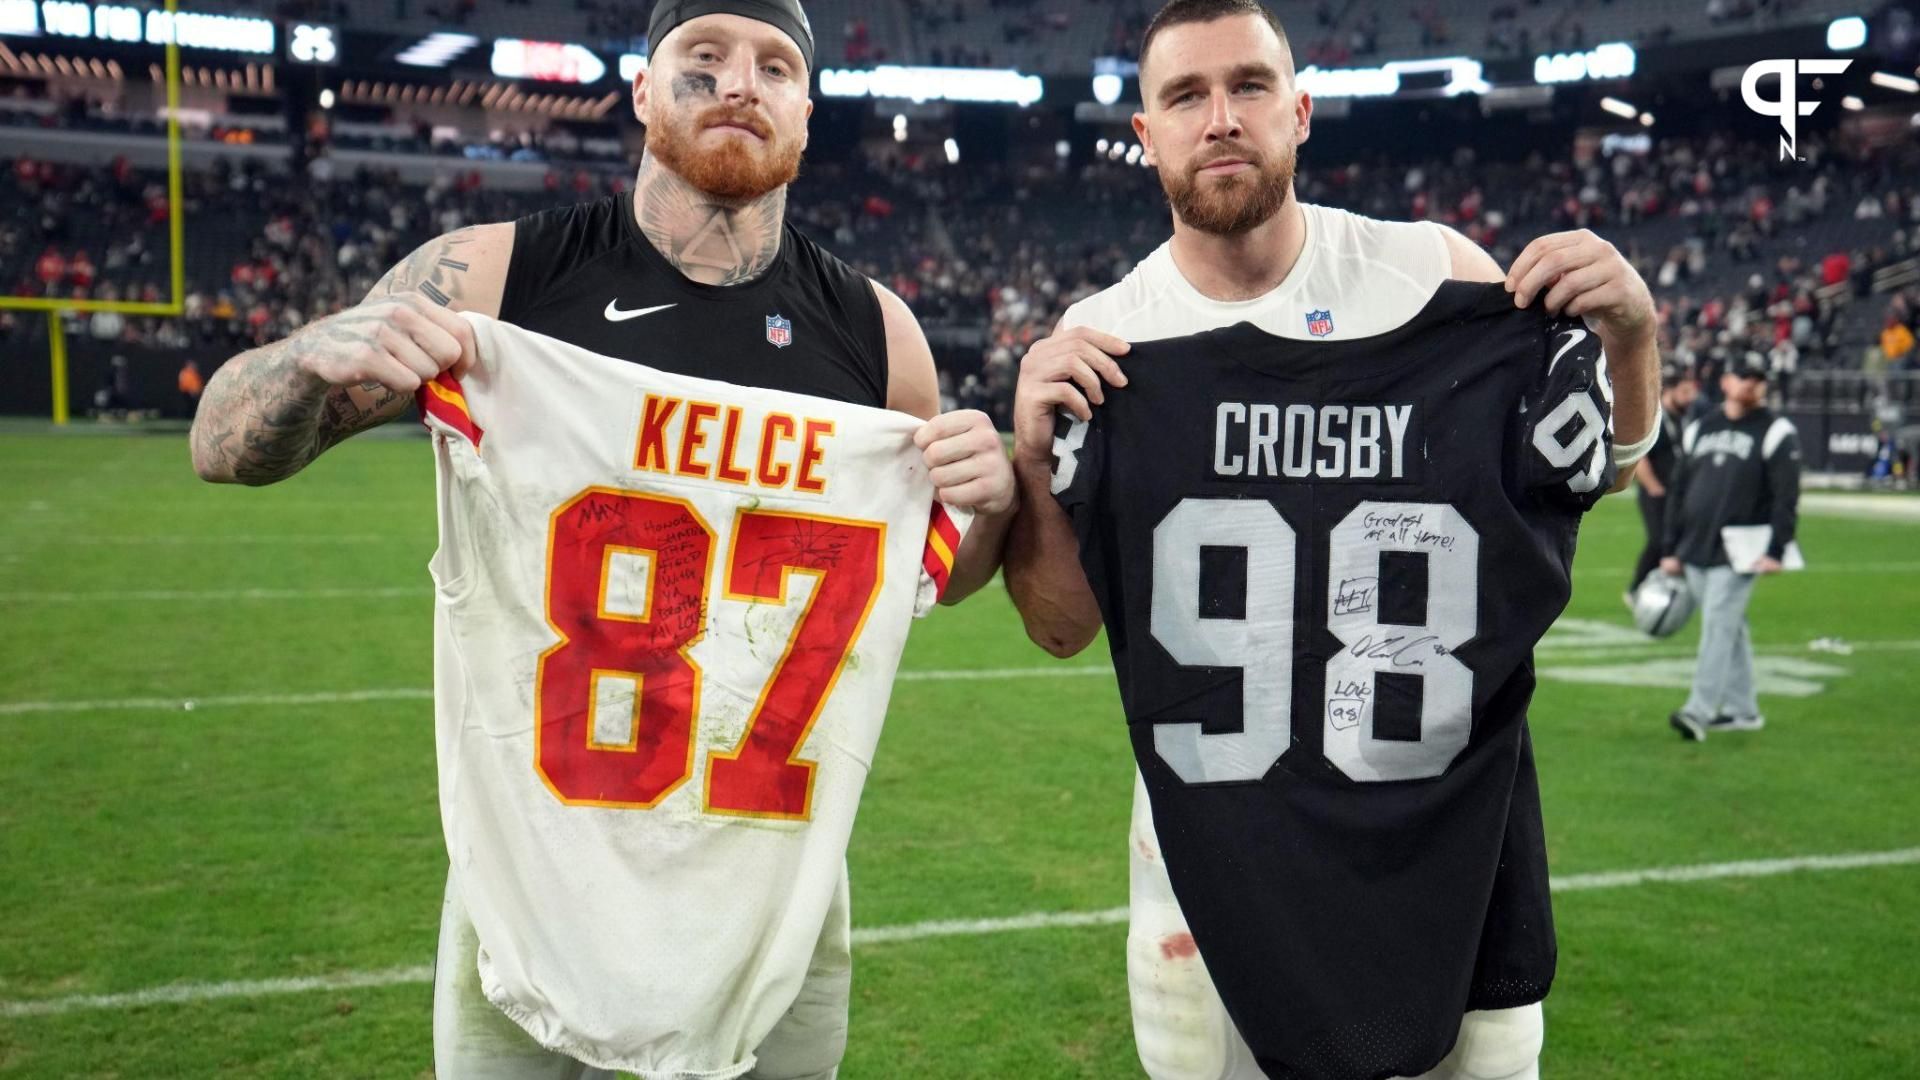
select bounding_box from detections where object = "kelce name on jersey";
[633,392,835,494]
[1213,401,1416,481]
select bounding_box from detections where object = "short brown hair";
[1139,0,1290,77]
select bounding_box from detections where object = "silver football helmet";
[1632,569,1695,638]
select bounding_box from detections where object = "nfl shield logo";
[765,314,794,348]
[1305,309,1334,337]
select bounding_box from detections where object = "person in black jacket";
[1627,363,1698,598]
[1660,351,1801,740]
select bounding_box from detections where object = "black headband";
[647,0,815,76]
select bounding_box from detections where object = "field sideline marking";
[3,845,1916,1020]
[9,554,1918,605]
[0,669,1117,716]
[8,637,1920,717]
[0,534,423,546]
[0,586,427,603]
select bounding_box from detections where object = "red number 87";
[534,488,884,820]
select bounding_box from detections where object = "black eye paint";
[673,72,718,100]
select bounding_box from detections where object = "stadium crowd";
[8,124,1920,427]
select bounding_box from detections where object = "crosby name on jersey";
[1210,401,1417,480]
[418,313,965,1078]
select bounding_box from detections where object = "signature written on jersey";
[633,392,835,495]
[1212,402,1417,481]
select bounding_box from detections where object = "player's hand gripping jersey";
[419,314,966,1076]
[1051,282,1615,1080]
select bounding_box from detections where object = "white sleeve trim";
[1611,414,1660,468]
[1762,416,1798,459]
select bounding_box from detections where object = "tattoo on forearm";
[194,232,476,483]
[633,153,784,286]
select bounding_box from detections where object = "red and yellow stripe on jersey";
[921,502,961,600]
[418,371,484,448]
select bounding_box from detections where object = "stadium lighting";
[396,31,479,69]
[819,65,1044,107]
[93,3,141,42]
[318,87,334,109]
[492,39,606,84]
[1827,16,1868,52]
[892,113,907,142]
[1533,42,1635,85]
[1871,71,1919,93]
[1124,143,1141,165]
[1054,139,1070,159]
[289,23,338,65]
[1095,137,1109,153]
[1843,95,1864,110]
[618,53,648,81]
[1599,96,1638,119]
[943,137,959,164]
[1297,55,1487,100]
[0,0,37,36]
[1638,112,1653,126]
[41,0,86,36]
[145,10,273,52]
[1091,72,1123,106]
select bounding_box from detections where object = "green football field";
[1,430,1916,1079]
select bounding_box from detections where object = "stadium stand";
[1,0,1915,482]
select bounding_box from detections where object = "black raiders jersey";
[1051,281,1616,1080]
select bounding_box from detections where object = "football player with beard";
[191,3,1014,1076]
[1003,1,1660,1078]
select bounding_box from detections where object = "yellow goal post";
[0,0,185,423]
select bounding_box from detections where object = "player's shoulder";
[1303,201,1456,274]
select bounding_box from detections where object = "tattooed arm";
[190,224,512,485]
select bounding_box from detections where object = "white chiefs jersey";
[1060,201,1450,341]
[419,313,966,1077]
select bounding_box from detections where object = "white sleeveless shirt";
[1060,201,1451,341]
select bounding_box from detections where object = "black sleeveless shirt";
[497,191,889,408]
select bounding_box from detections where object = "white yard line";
[0,534,424,546]
[5,635,1916,717]
[1800,493,1920,522]
[1576,560,1920,576]
[0,689,435,716]
[0,587,428,603]
[896,666,1109,682]
[4,845,1915,1020]
[0,670,1114,716]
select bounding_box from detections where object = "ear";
[1132,110,1154,167]
[1294,89,1312,146]
[632,67,651,123]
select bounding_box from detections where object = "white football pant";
[1126,773,1543,1080]
[433,867,850,1080]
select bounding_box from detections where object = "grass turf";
[0,431,1915,1078]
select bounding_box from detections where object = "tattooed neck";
[632,152,785,287]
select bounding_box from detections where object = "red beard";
[645,104,803,201]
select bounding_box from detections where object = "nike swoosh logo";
[604,301,676,322]
[1547,328,1587,377]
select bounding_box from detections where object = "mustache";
[698,106,773,139]
[1190,144,1263,172]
